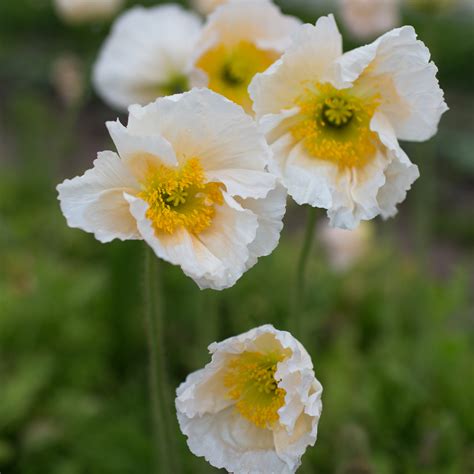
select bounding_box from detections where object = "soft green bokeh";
[0,0,473,473]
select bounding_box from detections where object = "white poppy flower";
[57,89,286,290]
[54,0,124,24]
[93,5,202,112]
[339,0,401,39]
[176,324,323,473]
[249,15,448,229]
[191,0,301,114]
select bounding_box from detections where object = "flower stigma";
[139,157,223,235]
[291,83,381,169]
[223,351,287,429]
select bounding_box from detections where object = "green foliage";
[1,1,473,473]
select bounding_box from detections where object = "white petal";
[371,112,420,218]
[127,89,276,199]
[326,152,388,229]
[92,5,202,111]
[195,193,259,289]
[269,131,391,229]
[335,26,448,141]
[280,140,342,210]
[177,407,290,474]
[238,184,287,269]
[106,120,178,179]
[176,325,322,473]
[126,192,259,290]
[57,151,140,242]
[176,366,234,419]
[249,15,343,117]
[125,193,224,282]
[193,0,300,60]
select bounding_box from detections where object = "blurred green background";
[0,0,473,473]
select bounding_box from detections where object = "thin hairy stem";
[291,207,318,339]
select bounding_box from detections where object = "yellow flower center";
[223,351,287,429]
[196,41,279,112]
[291,83,381,169]
[138,157,223,235]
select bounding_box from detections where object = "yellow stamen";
[138,158,223,235]
[291,83,381,169]
[223,351,287,429]
[196,41,278,112]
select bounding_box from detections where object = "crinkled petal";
[177,407,289,474]
[126,191,259,290]
[249,15,343,117]
[57,151,140,242]
[176,325,322,474]
[195,193,259,289]
[267,127,391,229]
[238,184,287,269]
[335,26,448,141]
[371,112,420,218]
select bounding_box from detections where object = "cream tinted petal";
[336,26,448,141]
[376,155,419,219]
[127,89,275,199]
[275,133,390,230]
[93,5,202,110]
[176,366,234,419]
[249,15,343,117]
[193,0,300,59]
[273,390,321,470]
[81,189,141,242]
[177,407,290,474]
[205,169,276,200]
[327,152,387,229]
[216,325,322,471]
[176,325,323,473]
[371,113,420,218]
[195,193,259,289]
[106,120,178,182]
[238,184,287,269]
[57,151,140,242]
[125,193,225,286]
[126,191,259,290]
[282,141,341,209]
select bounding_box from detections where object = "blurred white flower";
[249,16,447,229]
[51,53,84,107]
[93,5,202,112]
[191,0,300,113]
[191,0,227,15]
[191,0,264,15]
[57,89,286,290]
[319,221,374,271]
[176,324,323,473]
[340,0,401,39]
[54,0,124,24]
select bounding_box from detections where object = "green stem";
[144,246,173,473]
[291,207,318,339]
